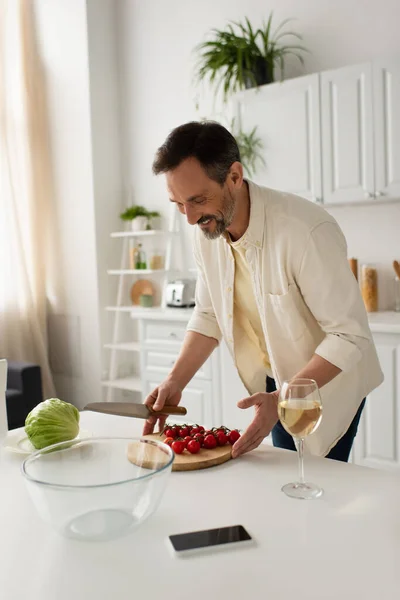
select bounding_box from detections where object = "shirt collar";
[224,179,265,249]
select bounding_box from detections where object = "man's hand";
[142,378,182,436]
[231,391,279,458]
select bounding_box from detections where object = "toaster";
[166,279,196,308]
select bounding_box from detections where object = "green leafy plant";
[230,119,265,177]
[198,115,265,178]
[120,205,161,221]
[195,14,307,100]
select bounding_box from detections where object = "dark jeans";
[267,376,366,462]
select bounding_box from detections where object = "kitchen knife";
[393,260,400,280]
[84,402,187,419]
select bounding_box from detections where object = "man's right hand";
[142,378,183,436]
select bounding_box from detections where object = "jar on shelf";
[135,244,147,270]
[361,264,378,312]
[149,251,164,270]
[394,277,400,312]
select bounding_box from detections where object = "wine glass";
[277,378,323,500]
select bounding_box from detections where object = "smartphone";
[168,525,254,557]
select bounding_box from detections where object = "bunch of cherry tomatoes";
[162,424,241,455]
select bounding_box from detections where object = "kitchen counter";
[132,307,400,333]
[1,411,400,600]
[367,310,400,333]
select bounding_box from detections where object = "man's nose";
[184,205,198,226]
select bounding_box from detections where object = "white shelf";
[106,306,137,312]
[130,307,194,321]
[101,376,142,392]
[104,342,141,351]
[107,269,167,275]
[110,230,175,238]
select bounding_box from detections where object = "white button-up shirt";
[187,180,383,456]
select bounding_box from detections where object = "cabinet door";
[143,376,213,427]
[373,58,400,199]
[352,334,400,471]
[219,342,254,431]
[321,63,374,204]
[235,74,322,202]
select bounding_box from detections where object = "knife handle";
[151,405,187,416]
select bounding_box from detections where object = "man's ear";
[228,161,244,187]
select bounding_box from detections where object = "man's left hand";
[231,391,279,458]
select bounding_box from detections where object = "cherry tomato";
[187,439,200,454]
[171,426,180,438]
[190,426,201,435]
[171,440,185,454]
[164,428,176,439]
[216,431,228,446]
[194,434,204,447]
[204,430,213,437]
[183,436,192,448]
[198,426,205,433]
[229,430,241,444]
[163,437,174,447]
[179,426,190,437]
[203,434,217,450]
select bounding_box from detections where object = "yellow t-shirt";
[229,238,272,395]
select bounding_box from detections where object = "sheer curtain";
[0,0,55,397]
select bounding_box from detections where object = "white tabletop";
[1,411,400,600]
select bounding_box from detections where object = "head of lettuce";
[25,398,80,450]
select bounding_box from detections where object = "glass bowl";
[21,437,174,541]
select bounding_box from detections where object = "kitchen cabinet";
[235,74,322,202]
[138,315,221,427]
[352,331,400,472]
[373,58,400,199]
[218,341,251,430]
[235,54,400,205]
[320,63,375,204]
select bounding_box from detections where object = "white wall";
[116,0,400,307]
[33,0,124,407]
[86,0,124,377]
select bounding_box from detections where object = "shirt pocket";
[266,284,309,342]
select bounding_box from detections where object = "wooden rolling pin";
[349,258,358,280]
[393,260,400,279]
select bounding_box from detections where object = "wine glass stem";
[297,438,305,484]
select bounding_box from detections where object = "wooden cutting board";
[128,434,232,472]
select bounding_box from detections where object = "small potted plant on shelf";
[120,205,161,232]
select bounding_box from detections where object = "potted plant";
[195,14,307,100]
[120,206,161,232]
[229,118,265,177]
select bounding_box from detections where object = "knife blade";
[83,402,187,419]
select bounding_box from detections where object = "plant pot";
[131,216,148,232]
[244,58,274,89]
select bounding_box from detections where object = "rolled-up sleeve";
[297,221,372,372]
[187,238,222,342]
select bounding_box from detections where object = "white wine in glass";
[278,378,323,499]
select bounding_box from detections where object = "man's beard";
[197,190,236,240]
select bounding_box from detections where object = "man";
[143,121,383,461]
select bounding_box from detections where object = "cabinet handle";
[364,191,375,198]
[315,197,322,204]
[168,332,177,339]
[374,191,386,198]
[170,360,175,367]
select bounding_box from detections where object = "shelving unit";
[103,205,186,402]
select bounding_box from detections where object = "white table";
[1,411,400,600]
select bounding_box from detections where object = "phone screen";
[169,525,252,552]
